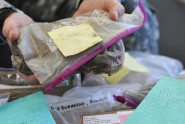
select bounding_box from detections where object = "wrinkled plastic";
[12,1,146,90]
[82,51,184,101]
[45,51,185,124]
[45,84,139,124]
[82,51,183,86]
[0,93,9,106]
[121,51,183,84]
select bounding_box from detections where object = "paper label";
[83,114,120,124]
[48,23,103,57]
[82,110,133,124]
[50,94,114,112]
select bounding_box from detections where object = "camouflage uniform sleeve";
[0,0,23,12]
[123,0,159,54]
[0,0,19,45]
[0,0,15,9]
[76,0,82,8]
[0,0,13,44]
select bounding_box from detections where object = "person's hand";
[74,0,125,21]
[2,12,37,83]
[2,12,34,46]
[74,0,125,74]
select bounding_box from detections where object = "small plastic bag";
[45,84,139,124]
[12,1,146,90]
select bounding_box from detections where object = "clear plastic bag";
[121,51,183,84]
[82,51,184,101]
[45,51,184,124]
[45,84,139,124]
[12,1,146,90]
[82,51,183,86]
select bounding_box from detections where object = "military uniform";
[123,0,159,54]
[0,0,159,68]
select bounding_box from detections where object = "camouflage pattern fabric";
[123,0,159,54]
[0,0,12,9]
[0,0,159,73]
[3,0,80,22]
[0,0,159,54]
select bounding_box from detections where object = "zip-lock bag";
[12,0,146,91]
[46,84,138,124]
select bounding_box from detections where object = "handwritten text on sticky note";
[48,23,103,57]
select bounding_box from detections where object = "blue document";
[0,91,55,124]
[125,77,185,124]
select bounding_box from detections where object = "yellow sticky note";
[102,53,148,84]
[124,53,148,72]
[48,23,103,57]
[102,67,130,84]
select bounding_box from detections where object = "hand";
[2,12,37,83]
[2,12,34,46]
[74,0,125,21]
